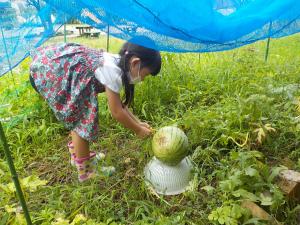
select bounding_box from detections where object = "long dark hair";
[118,39,161,106]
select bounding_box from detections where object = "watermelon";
[152,126,189,165]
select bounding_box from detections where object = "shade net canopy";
[0,0,299,76]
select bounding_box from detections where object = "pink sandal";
[74,154,97,182]
[68,142,115,181]
[67,141,105,166]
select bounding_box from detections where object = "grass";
[0,34,300,224]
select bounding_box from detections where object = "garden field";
[1,34,300,224]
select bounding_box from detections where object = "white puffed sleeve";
[95,53,123,93]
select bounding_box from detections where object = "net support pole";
[0,26,18,96]
[0,121,32,225]
[63,14,67,43]
[264,37,271,62]
[64,24,67,43]
[264,22,272,62]
[106,25,110,52]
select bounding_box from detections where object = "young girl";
[29,40,161,182]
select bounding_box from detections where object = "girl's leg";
[70,131,115,181]
[71,131,97,182]
[71,131,89,158]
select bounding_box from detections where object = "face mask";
[129,62,141,84]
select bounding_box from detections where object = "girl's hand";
[137,126,153,138]
[139,122,152,129]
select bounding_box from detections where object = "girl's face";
[129,57,151,82]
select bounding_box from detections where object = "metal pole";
[63,14,67,43]
[106,25,110,52]
[1,26,18,96]
[64,23,67,43]
[264,22,272,62]
[0,122,32,225]
[264,37,271,62]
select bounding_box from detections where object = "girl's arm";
[123,106,140,123]
[105,88,152,138]
[124,106,152,129]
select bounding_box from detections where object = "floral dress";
[30,43,105,141]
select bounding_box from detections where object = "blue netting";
[1,0,300,76]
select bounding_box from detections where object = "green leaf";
[208,210,219,221]
[0,183,11,194]
[230,151,239,160]
[242,218,262,225]
[51,217,70,225]
[245,167,259,177]
[6,182,16,193]
[218,217,225,224]
[21,175,48,192]
[0,168,4,176]
[14,213,27,225]
[259,193,273,206]
[231,204,243,219]
[5,204,17,213]
[268,166,287,183]
[201,185,215,194]
[249,151,263,159]
[70,214,87,225]
[0,213,9,225]
[232,189,259,202]
[4,175,47,194]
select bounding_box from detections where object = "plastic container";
[144,156,193,195]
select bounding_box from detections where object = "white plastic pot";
[144,156,193,195]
